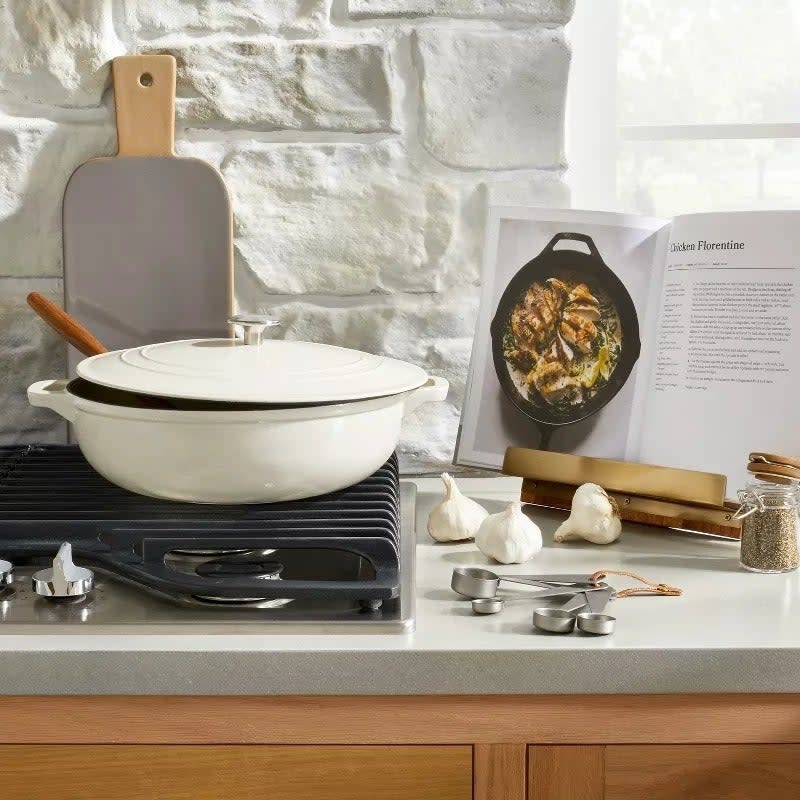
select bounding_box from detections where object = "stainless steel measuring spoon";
[471,597,505,615]
[533,591,588,633]
[576,586,616,634]
[469,587,600,616]
[519,574,602,585]
[533,587,616,635]
[451,567,599,600]
[452,567,554,599]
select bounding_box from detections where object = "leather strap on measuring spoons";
[588,569,683,598]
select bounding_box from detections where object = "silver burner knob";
[32,543,94,601]
[0,559,13,587]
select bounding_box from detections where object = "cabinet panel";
[0,745,472,800]
[528,745,604,800]
[475,743,526,800]
[606,744,800,800]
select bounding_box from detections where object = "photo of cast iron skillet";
[490,231,641,450]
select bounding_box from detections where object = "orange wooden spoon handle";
[27,292,107,357]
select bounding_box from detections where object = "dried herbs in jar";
[735,481,800,573]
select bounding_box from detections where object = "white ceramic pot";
[27,315,449,503]
[28,376,448,503]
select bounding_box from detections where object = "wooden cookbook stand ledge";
[502,447,741,538]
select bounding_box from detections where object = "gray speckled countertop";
[2,476,800,695]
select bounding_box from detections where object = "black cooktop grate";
[0,445,401,604]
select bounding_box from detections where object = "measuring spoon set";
[450,566,617,636]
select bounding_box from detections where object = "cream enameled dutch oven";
[28,315,448,503]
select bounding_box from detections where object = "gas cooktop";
[0,445,415,633]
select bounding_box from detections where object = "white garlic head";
[553,483,622,545]
[427,473,489,542]
[475,502,543,564]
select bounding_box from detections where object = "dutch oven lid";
[76,315,429,404]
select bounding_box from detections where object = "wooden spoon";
[27,292,107,357]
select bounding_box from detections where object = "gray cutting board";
[63,54,232,373]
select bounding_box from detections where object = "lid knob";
[228,314,281,347]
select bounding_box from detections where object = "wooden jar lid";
[747,470,797,486]
[747,454,800,484]
[749,452,800,470]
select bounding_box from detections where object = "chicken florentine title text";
[669,240,745,252]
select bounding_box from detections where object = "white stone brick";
[156,41,395,132]
[219,141,457,294]
[350,0,573,23]
[0,118,115,277]
[126,0,329,38]
[0,1,122,107]
[414,28,570,169]
[256,293,477,357]
[0,280,66,445]
[485,174,570,207]
[244,292,479,471]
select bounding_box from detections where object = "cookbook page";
[456,207,669,470]
[631,210,800,491]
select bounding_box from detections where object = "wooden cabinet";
[528,744,800,800]
[3,695,800,800]
[606,744,800,800]
[529,745,604,800]
[0,745,472,800]
[6,741,800,800]
[475,744,527,800]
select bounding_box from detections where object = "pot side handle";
[402,376,449,417]
[28,379,77,422]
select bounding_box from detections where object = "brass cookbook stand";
[502,447,741,539]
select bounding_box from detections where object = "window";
[566,0,800,216]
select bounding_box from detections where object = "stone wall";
[0,0,572,472]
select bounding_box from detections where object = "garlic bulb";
[475,502,542,564]
[553,483,622,545]
[427,473,489,542]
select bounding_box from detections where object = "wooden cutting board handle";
[113,55,176,157]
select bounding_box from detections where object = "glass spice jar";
[734,480,800,573]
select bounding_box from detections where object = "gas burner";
[164,548,282,578]
[190,595,294,608]
[195,559,284,579]
[167,549,289,605]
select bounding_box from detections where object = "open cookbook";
[456,207,800,493]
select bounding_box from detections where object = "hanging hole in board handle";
[139,72,153,87]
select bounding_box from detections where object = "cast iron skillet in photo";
[490,232,641,451]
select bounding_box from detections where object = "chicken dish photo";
[501,276,623,410]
